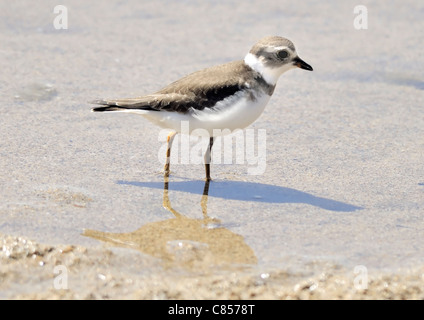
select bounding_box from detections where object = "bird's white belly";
[143,91,271,136]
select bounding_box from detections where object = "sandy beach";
[1,233,424,299]
[0,0,423,299]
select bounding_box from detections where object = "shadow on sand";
[117,179,362,212]
[83,178,360,268]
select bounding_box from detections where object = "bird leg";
[204,137,214,181]
[164,131,177,177]
[200,178,211,219]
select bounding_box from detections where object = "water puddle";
[83,175,362,271]
[83,177,257,270]
[14,83,57,102]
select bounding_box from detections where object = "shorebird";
[91,36,313,181]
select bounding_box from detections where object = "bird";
[91,36,313,181]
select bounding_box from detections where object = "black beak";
[293,57,313,71]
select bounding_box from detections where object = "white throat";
[244,53,293,86]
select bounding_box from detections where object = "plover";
[91,36,313,181]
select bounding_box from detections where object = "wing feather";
[91,60,256,113]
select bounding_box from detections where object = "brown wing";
[91,60,254,114]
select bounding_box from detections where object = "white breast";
[191,90,270,134]
[142,90,271,136]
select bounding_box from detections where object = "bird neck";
[244,53,290,86]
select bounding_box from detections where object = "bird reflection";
[83,177,257,268]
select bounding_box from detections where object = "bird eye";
[277,50,289,59]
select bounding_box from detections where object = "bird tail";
[89,100,125,112]
[91,105,124,112]
[89,99,156,113]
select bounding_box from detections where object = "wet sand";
[1,0,424,299]
[1,233,424,299]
